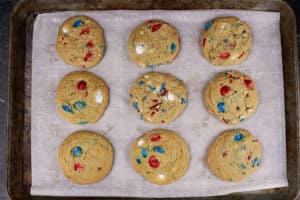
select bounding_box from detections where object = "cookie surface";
[131,129,190,185]
[56,15,106,68]
[204,71,258,125]
[200,16,252,66]
[130,72,187,124]
[128,20,180,68]
[56,71,109,124]
[207,129,262,182]
[58,130,114,184]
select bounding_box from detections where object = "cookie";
[58,130,114,184]
[130,72,187,124]
[56,71,109,124]
[56,15,106,68]
[204,71,258,125]
[131,129,190,185]
[207,129,262,182]
[200,16,252,66]
[128,20,180,68]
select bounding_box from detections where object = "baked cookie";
[56,71,109,124]
[207,129,262,182]
[200,16,252,66]
[130,72,187,124]
[204,71,258,125]
[128,20,180,68]
[56,15,106,68]
[131,129,190,185]
[58,130,114,184]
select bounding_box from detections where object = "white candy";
[167,92,175,101]
[135,44,145,55]
[158,174,166,180]
[95,90,103,104]
[137,139,144,146]
[62,27,68,33]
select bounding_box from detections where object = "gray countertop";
[0,0,299,199]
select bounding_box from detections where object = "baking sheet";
[30,10,288,197]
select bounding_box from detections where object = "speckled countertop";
[0,0,298,199]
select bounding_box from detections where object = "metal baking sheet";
[6,0,299,200]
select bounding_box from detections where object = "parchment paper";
[31,10,288,197]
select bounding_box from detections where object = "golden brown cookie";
[200,16,252,66]
[56,71,109,124]
[130,72,187,124]
[56,15,106,68]
[207,129,262,182]
[131,129,190,185]
[128,20,180,68]
[204,71,258,125]
[58,130,114,184]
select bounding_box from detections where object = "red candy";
[248,155,252,160]
[238,51,245,59]
[151,24,162,32]
[160,88,168,97]
[80,27,90,35]
[202,38,206,47]
[149,102,162,110]
[74,162,84,172]
[219,52,231,59]
[151,134,161,142]
[86,40,94,49]
[222,118,228,124]
[244,79,253,89]
[148,155,160,168]
[77,81,87,90]
[83,52,93,61]
[220,85,231,96]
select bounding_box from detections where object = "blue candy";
[252,157,260,167]
[71,146,83,157]
[133,102,140,112]
[217,102,225,113]
[141,148,148,158]
[170,42,176,53]
[148,65,156,71]
[138,80,145,85]
[153,146,165,154]
[142,96,147,102]
[74,101,86,111]
[73,19,84,27]
[241,164,247,169]
[159,83,166,93]
[205,22,212,30]
[147,85,156,91]
[136,157,141,164]
[234,133,244,141]
[62,104,73,113]
[181,97,187,104]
